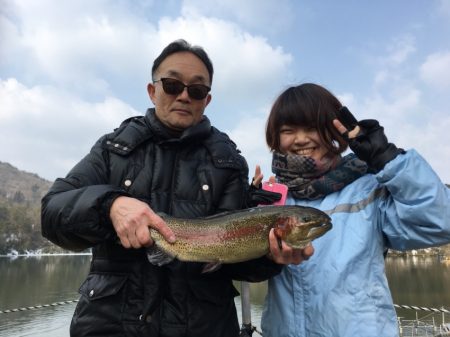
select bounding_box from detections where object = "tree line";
[0,195,63,255]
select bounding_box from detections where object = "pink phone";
[261,182,288,206]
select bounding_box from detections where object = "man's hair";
[151,39,214,84]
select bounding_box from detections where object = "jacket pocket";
[79,272,128,300]
[71,273,129,337]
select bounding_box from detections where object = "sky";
[1,0,450,184]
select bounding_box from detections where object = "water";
[1,255,449,336]
[0,255,91,337]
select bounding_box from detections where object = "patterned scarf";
[272,152,368,200]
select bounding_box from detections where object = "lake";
[1,255,449,336]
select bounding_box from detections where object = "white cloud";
[226,110,273,178]
[2,0,292,103]
[0,78,138,180]
[340,83,450,183]
[154,15,292,115]
[331,27,450,182]
[2,0,449,186]
[181,0,295,34]
[420,51,450,90]
[349,31,450,183]
[368,35,417,88]
[0,1,293,181]
[384,35,416,66]
[390,108,450,185]
[1,1,158,96]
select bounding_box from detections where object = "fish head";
[273,207,332,249]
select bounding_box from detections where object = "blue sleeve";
[377,149,450,250]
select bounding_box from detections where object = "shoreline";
[0,252,91,258]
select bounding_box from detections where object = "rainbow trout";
[147,205,332,266]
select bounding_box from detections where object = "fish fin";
[146,245,175,266]
[201,262,222,273]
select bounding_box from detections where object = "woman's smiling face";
[279,125,330,161]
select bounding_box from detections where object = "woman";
[260,83,450,337]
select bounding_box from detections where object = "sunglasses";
[154,78,211,100]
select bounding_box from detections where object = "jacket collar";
[145,108,212,144]
[105,108,213,155]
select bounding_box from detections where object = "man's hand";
[110,196,175,249]
[267,228,314,265]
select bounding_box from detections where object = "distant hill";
[0,161,52,204]
[0,161,60,254]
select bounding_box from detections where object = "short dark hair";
[266,83,348,154]
[151,39,214,84]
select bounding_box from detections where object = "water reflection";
[0,255,91,337]
[386,256,450,323]
[1,255,449,336]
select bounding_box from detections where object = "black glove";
[245,182,282,207]
[337,107,405,173]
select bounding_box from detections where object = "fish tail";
[146,245,174,266]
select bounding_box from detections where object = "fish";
[146,205,332,267]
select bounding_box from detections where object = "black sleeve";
[219,256,283,282]
[41,137,128,251]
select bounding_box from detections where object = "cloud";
[384,35,417,67]
[370,35,416,89]
[1,0,159,97]
[2,0,292,105]
[153,15,293,119]
[0,78,138,180]
[363,35,450,182]
[1,0,293,108]
[2,0,449,185]
[329,29,450,182]
[226,109,272,178]
[419,51,450,90]
[0,1,293,181]
[338,80,450,183]
[181,0,295,34]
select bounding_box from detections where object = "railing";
[0,300,79,314]
[2,299,450,337]
[395,304,450,337]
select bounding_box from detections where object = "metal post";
[397,316,403,336]
[239,281,253,337]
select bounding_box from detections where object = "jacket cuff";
[100,192,128,229]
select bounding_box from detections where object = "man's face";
[148,51,212,131]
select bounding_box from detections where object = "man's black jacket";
[41,109,281,337]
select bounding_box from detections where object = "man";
[41,40,297,337]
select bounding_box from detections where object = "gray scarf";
[272,152,368,200]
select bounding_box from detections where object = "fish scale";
[149,205,332,264]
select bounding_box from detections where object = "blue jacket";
[261,150,450,337]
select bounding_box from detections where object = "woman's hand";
[252,165,264,187]
[253,165,277,186]
[333,107,404,173]
[332,119,360,139]
[267,228,314,265]
[246,165,281,207]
